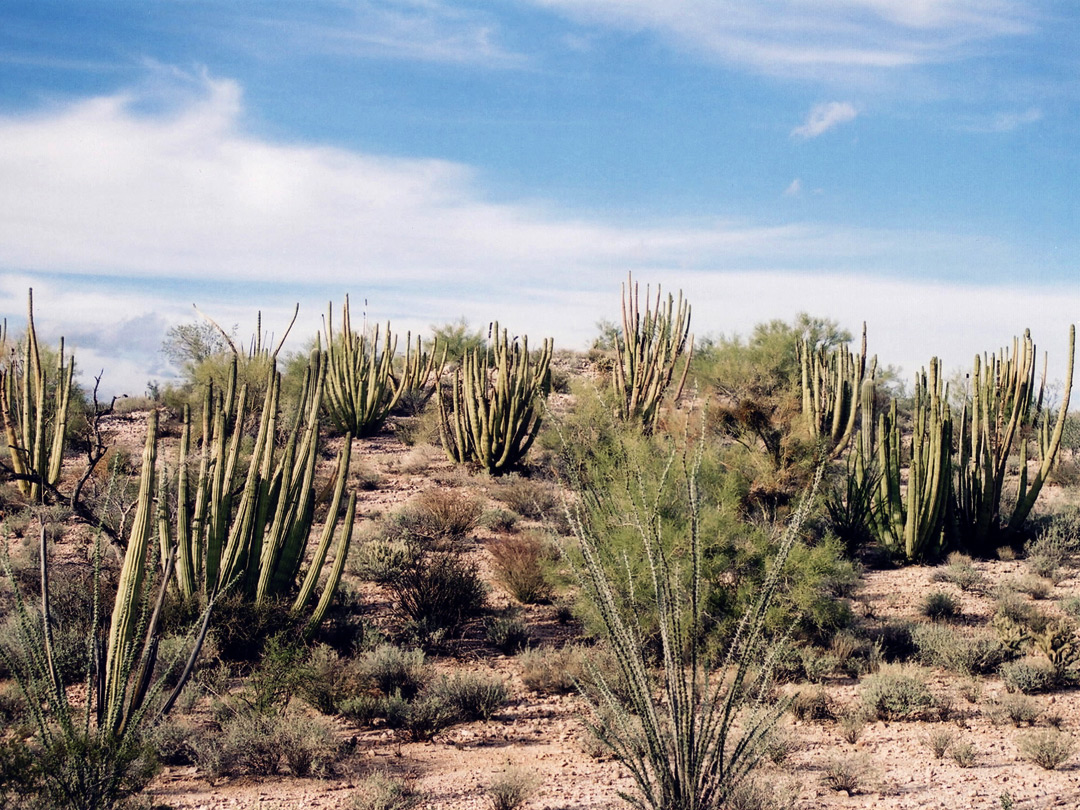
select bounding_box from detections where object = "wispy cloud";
[783,178,802,197]
[792,102,858,138]
[958,106,1043,133]
[528,0,1036,77]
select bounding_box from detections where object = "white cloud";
[528,0,1034,76]
[783,178,802,197]
[792,102,858,138]
[957,106,1043,133]
[0,74,1073,400]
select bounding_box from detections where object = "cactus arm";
[303,491,356,639]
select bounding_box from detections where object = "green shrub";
[493,476,563,522]
[350,772,419,810]
[489,533,553,604]
[1000,658,1060,695]
[950,740,976,767]
[789,686,832,722]
[925,727,955,759]
[912,624,1010,676]
[994,591,1050,634]
[821,755,870,794]
[351,538,412,584]
[1012,575,1053,600]
[838,709,866,744]
[988,694,1041,727]
[484,612,531,654]
[1017,729,1075,770]
[932,553,985,592]
[388,546,487,640]
[400,690,458,742]
[921,590,960,621]
[359,645,429,700]
[859,666,935,721]
[429,673,508,722]
[299,644,366,714]
[518,645,586,695]
[486,765,539,810]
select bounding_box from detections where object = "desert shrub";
[988,693,1041,727]
[830,631,881,678]
[1001,658,1060,695]
[1017,729,1075,770]
[198,710,339,777]
[486,765,539,810]
[350,772,419,810]
[797,646,838,683]
[1060,596,1080,620]
[838,708,866,744]
[299,644,366,714]
[1012,575,1053,600]
[859,666,935,720]
[390,489,483,549]
[359,645,429,700]
[994,592,1050,634]
[483,508,519,533]
[352,538,412,584]
[484,612,531,654]
[518,645,586,695]
[950,740,976,767]
[430,672,508,721]
[821,755,870,793]
[210,593,301,662]
[921,590,960,621]
[388,546,487,640]
[147,716,200,766]
[789,686,832,722]
[0,730,39,805]
[925,727,955,759]
[489,533,554,604]
[763,726,799,764]
[493,476,563,522]
[932,552,985,592]
[278,714,340,777]
[724,774,801,810]
[400,689,459,741]
[912,624,1010,676]
[871,620,917,663]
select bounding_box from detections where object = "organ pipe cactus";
[955,326,1075,552]
[0,412,211,809]
[171,344,355,633]
[437,323,552,474]
[0,289,74,501]
[799,323,874,459]
[612,274,692,432]
[859,359,952,562]
[323,296,443,436]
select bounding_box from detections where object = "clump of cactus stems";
[858,358,952,562]
[799,322,875,459]
[955,326,1075,553]
[322,296,443,437]
[0,411,211,809]
[612,274,692,432]
[437,322,552,475]
[0,288,74,502]
[169,327,356,636]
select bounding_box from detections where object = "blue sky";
[0,1,1077,396]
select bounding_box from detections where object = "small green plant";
[492,476,563,522]
[1000,658,1059,695]
[388,546,487,641]
[486,765,539,810]
[429,672,508,722]
[1013,574,1053,600]
[484,611,531,654]
[926,727,955,759]
[989,693,1041,727]
[950,739,976,768]
[790,686,832,722]
[517,645,586,695]
[921,590,960,621]
[821,755,869,794]
[764,726,799,764]
[359,645,429,700]
[932,552,985,592]
[838,709,866,744]
[350,771,419,810]
[859,665,935,721]
[1017,728,1075,770]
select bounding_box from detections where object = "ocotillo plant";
[860,359,953,562]
[437,323,552,475]
[955,326,1075,552]
[0,289,75,502]
[170,348,356,634]
[612,274,692,432]
[798,322,874,459]
[0,411,211,809]
[322,296,443,437]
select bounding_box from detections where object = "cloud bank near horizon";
[0,74,1074,398]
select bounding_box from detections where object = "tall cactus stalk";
[860,359,953,562]
[323,296,443,437]
[437,323,553,475]
[956,326,1075,551]
[799,323,874,459]
[171,346,355,625]
[0,289,74,501]
[612,274,692,432]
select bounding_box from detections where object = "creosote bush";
[486,765,539,810]
[489,533,554,604]
[859,665,935,721]
[1017,729,1075,770]
[350,772,420,810]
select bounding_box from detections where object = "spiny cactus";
[799,322,875,459]
[612,274,692,432]
[322,297,443,437]
[437,323,552,475]
[171,344,355,633]
[0,289,74,501]
[860,359,952,562]
[955,326,1075,552]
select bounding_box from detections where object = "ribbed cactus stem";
[798,323,872,459]
[104,409,158,733]
[612,274,692,431]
